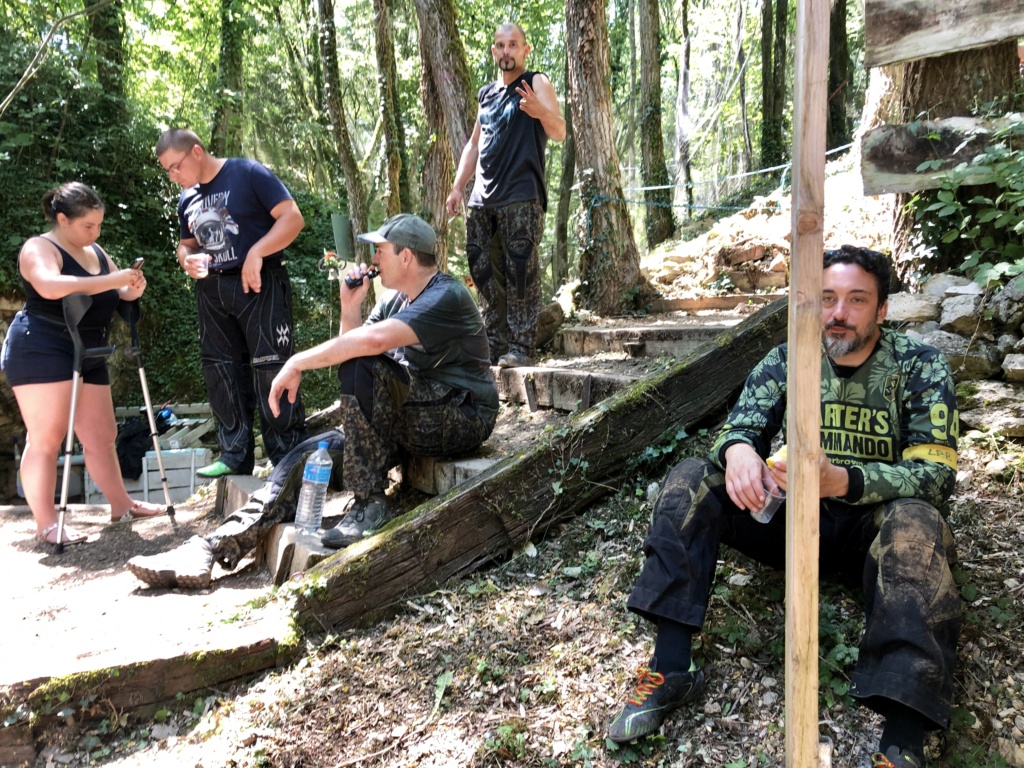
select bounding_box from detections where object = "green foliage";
[817,590,860,709]
[908,113,1024,287]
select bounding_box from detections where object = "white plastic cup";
[192,253,211,278]
[751,483,785,524]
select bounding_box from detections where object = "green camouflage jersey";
[709,327,959,509]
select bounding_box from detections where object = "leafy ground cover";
[25,423,1024,768]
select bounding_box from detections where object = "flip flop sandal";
[36,523,88,545]
[111,500,168,523]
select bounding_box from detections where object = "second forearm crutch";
[117,299,175,518]
[56,294,115,554]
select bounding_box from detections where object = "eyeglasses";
[162,146,196,177]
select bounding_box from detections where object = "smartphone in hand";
[130,257,145,270]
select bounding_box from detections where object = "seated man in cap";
[269,212,499,549]
[126,214,498,588]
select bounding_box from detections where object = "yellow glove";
[766,445,788,469]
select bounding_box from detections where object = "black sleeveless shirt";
[20,238,121,330]
[468,71,550,211]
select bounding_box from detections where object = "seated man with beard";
[607,246,961,768]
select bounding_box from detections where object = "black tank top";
[20,238,121,330]
[468,71,550,211]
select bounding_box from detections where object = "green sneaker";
[607,659,706,743]
[871,746,924,768]
[196,460,236,478]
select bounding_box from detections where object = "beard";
[822,319,876,360]
[498,57,516,71]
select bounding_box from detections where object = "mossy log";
[295,298,789,630]
[0,606,300,755]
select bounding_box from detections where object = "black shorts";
[1,311,110,387]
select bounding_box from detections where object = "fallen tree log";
[864,0,1024,67]
[295,298,789,630]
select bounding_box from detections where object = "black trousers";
[196,267,306,469]
[627,457,962,729]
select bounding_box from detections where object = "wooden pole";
[786,0,828,765]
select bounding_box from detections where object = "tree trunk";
[411,0,475,165]
[638,0,675,249]
[859,42,1019,272]
[735,0,752,172]
[373,0,407,217]
[296,299,789,630]
[319,0,370,261]
[411,0,474,265]
[567,0,651,315]
[759,0,787,170]
[85,0,125,119]
[673,0,694,217]
[553,56,575,295]
[417,47,453,271]
[826,0,850,151]
[210,0,244,157]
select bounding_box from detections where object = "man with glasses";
[155,128,307,477]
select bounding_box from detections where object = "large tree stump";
[296,298,789,630]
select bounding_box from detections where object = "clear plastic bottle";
[294,441,332,534]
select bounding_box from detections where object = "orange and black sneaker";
[607,658,705,743]
[871,746,924,767]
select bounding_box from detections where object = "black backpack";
[115,411,174,479]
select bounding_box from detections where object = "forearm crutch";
[56,294,115,554]
[117,299,175,518]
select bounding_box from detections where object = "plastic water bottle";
[294,441,332,534]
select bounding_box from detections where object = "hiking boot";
[607,660,706,743]
[871,746,924,768]
[127,536,214,589]
[497,351,534,368]
[321,493,391,550]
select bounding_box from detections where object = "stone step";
[650,293,784,313]
[492,365,638,411]
[560,319,743,358]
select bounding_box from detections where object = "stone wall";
[887,273,1024,436]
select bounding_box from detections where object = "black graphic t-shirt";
[365,272,498,424]
[176,158,292,271]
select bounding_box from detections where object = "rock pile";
[889,272,1024,436]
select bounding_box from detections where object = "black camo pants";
[465,200,544,362]
[337,354,496,497]
[626,457,962,729]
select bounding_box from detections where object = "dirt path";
[0,491,274,687]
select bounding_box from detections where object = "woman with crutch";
[1,182,165,546]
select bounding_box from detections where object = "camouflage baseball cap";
[357,213,436,255]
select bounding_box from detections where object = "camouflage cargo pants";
[465,200,545,362]
[207,430,345,570]
[337,354,496,497]
[626,456,962,729]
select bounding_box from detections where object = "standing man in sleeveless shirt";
[445,23,565,368]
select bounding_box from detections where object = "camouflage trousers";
[627,457,962,729]
[337,354,496,497]
[207,430,345,570]
[465,200,545,361]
